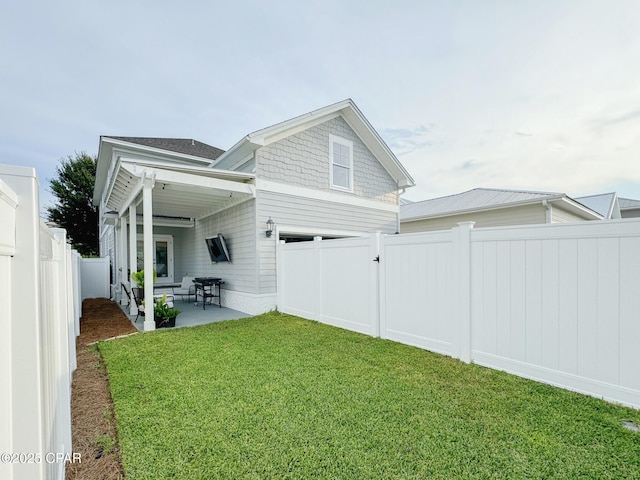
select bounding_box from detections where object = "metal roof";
[575,193,618,219]
[400,188,562,221]
[619,197,640,209]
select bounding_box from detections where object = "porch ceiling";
[106,161,255,220]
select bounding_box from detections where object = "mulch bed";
[66,298,138,480]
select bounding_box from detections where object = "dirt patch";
[66,298,138,480]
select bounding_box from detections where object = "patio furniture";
[172,276,196,303]
[194,277,224,310]
[120,282,131,306]
[122,283,175,321]
[122,282,145,322]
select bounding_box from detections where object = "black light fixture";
[266,217,274,237]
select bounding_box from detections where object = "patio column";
[128,203,137,315]
[118,215,127,304]
[142,173,156,332]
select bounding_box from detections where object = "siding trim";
[256,179,398,213]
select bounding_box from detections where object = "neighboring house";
[400,188,602,233]
[94,99,415,327]
[619,197,640,218]
[574,192,621,219]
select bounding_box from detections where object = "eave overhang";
[102,160,255,221]
[401,195,603,223]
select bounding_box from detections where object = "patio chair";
[121,282,145,322]
[120,282,130,307]
[173,276,196,303]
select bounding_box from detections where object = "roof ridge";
[575,192,616,199]
[474,187,561,196]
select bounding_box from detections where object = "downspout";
[397,188,406,234]
[543,199,552,223]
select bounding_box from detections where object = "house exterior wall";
[256,189,398,294]
[401,204,547,233]
[256,116,398,205]
[622,208,640,218]
[133,224,189,282]
[551,206,591,223]
[180,199,258,295]
[99,221,116,283]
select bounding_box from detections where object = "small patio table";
[194,277,224,310]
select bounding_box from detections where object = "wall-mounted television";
[205,234,231,263]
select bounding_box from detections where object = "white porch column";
[128,203,137,315]
[118,216,127,304]
[142,174,156,332]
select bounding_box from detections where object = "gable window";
[329,135,353,192]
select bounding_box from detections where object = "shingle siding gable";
[256,116,398,204]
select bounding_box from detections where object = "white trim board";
[256,179,398,213]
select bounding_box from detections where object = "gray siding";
[180,199,258,294]
[100,223,115,282]
[622,208,640,218]
[257,189,398,294]
[256,116,398,204]
[401,204,547,233]
[551,206,592,223]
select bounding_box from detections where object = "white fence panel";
[0,177,17,480]
[277,241,319,319]
[380,231,455,356]
[470,220,640,408]
[0,165,79,480]
[80,257,110,299]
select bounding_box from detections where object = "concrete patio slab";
[120,299,252,331]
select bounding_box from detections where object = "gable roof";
[106,137,225,161]
[94,136,231,207]
[401,187,602,222]
[211,99,415,188]
[575,192,620,219]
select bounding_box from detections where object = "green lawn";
[99,312,640,479]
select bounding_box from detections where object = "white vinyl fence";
[0,165,81,480]
[80,257,110,300]
[277,219,640,409]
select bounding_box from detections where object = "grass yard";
[99,312,640,479]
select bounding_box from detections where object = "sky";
[2,0,640,213]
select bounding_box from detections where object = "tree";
[47,152,99,256]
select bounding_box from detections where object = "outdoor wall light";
[266,217,275,238]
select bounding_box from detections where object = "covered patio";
[121,299,252,331]
[96,137,256,332]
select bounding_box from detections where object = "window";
[329,135,353,191]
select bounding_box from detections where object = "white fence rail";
[277,219,640,409]
[0,165,81,480]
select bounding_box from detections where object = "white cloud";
[1,0,640,209]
